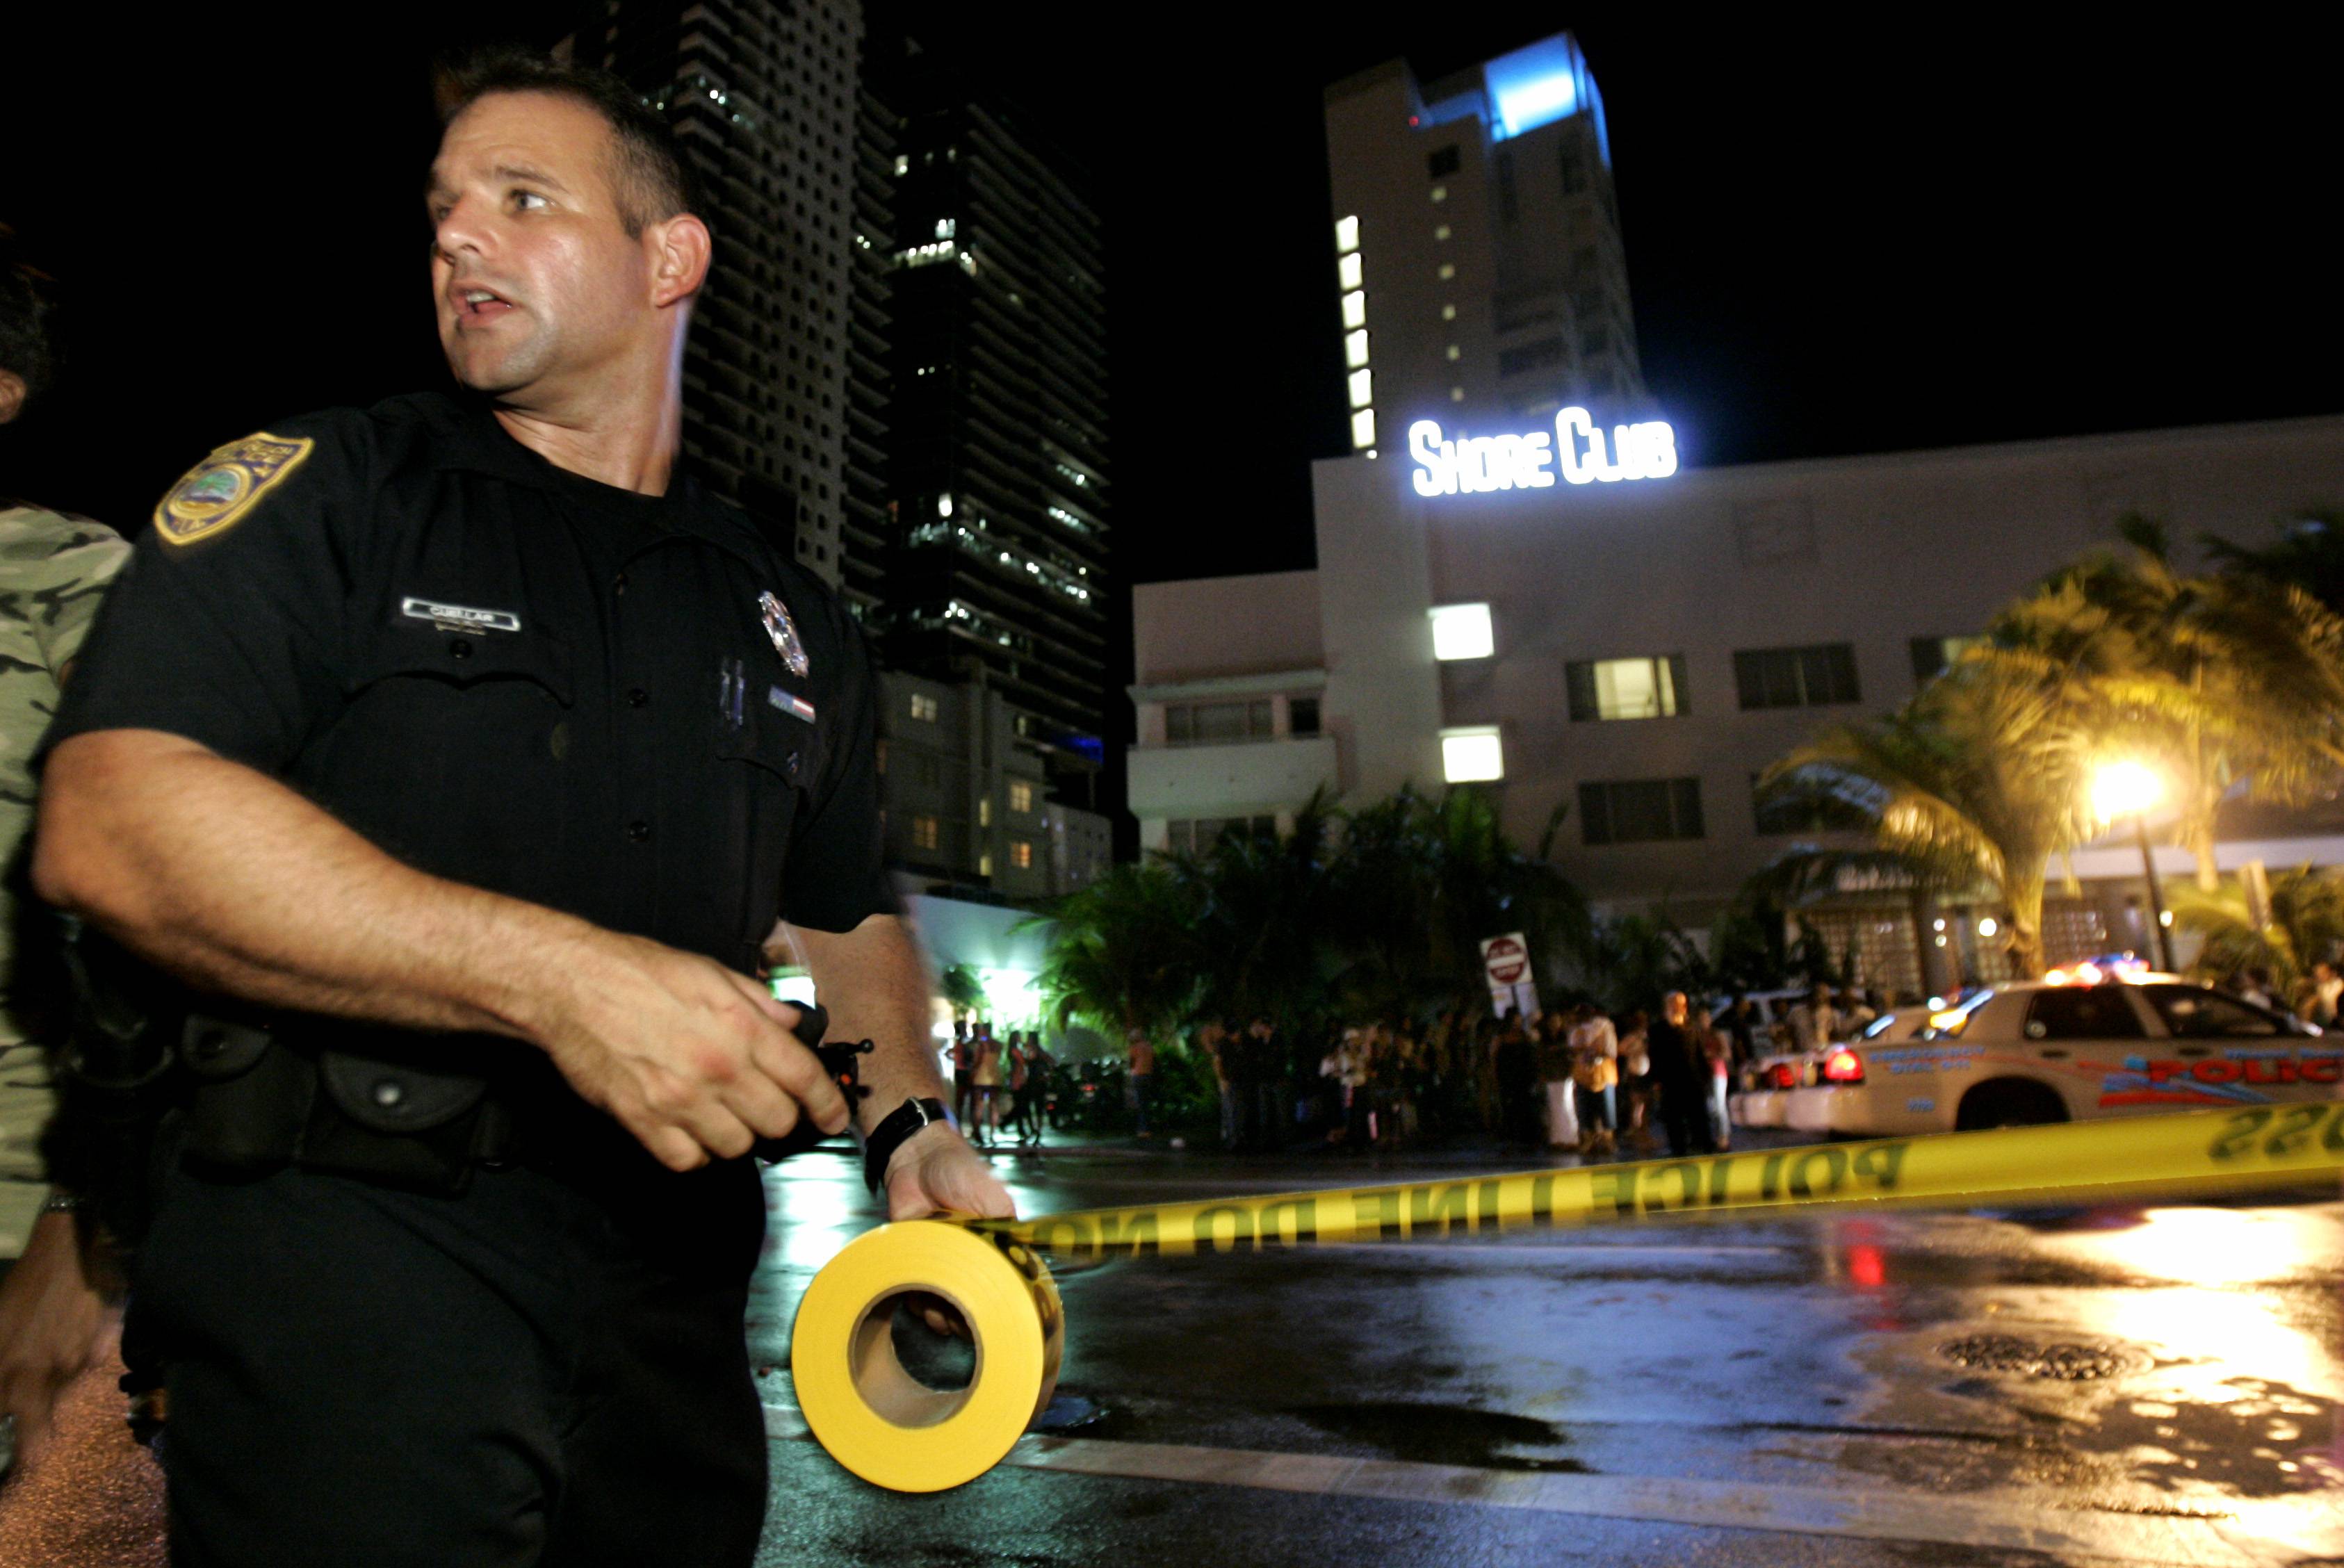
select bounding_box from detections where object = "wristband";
[861,1097,955,1195]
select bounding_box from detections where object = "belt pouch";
[302,1051,489,1198]
[179,1015,311,1177]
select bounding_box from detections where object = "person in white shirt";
[1789,983,1841,1052]
[2305,961,2343,1027]
[1565,1004,1618,1154]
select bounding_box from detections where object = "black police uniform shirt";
[45,391,893,1062]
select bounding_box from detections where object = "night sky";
[8,6,2338,594]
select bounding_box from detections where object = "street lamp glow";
[1976,916,1999,938]
[2092,760,2164,822]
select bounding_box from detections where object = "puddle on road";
[1285,1402,1588,1473]
[2072,1375,2344,1497]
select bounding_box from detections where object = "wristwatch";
[861,1096,955,1195]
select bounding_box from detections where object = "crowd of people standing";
[1158,995,1773,1160]
[944,1020,1052,1148]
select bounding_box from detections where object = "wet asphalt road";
[749,1132,2344,1568]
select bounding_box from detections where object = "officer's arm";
[36,728,605,1037]
[35,729,848,1170]
[786,914,1014,1222]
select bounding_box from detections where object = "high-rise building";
[564,0,865,589]
[1324,31,1647,454]
[871,45,1112,799]
[841,82,897,613]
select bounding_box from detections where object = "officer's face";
[428,93,656,400]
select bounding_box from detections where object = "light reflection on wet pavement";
[752,1136,2344,1567]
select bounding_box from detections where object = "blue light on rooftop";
[1482,33,1588,142]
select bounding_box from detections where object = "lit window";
[1441,727,1504,783]
[1431,186,1448,204]
[1429,603,1495,661]
[1441,304,1457,320]
[1337,252,1363,290]
[1438,263,1456,280]
[909,692,938,722]
[1434,224,1451,241]
[1567,656,1686,721]
[911,815,940,850]
[1009,780,1034,813]
[1340,290,1367,329]
[1334,214,1360,253]
[1444,345,1460,361]
[1011,839,1033,870]
[1450,387,1465,402]
[893,154,909,175]
[936,493,953,518]
[979,797,992,828]
[1346,368,1373,409]
[979,852,993,877]
[1344,329,1370,368]
[1349,409,1376,449]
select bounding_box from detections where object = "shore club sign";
[1408,410,1679,496]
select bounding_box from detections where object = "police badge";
[760,591,810,677]
[153,432,315,547]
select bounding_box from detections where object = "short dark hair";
[0,227,58,406]
[434,47,705,240]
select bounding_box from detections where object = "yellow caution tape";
[790,1105,2343,1490]
[985,1104,2344,1259]
[790,1220,1063,1493]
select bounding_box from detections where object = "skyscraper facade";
[566,0,865,590]
[1324,31,1647,455]
[872,48,1112,792]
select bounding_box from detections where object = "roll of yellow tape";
[790,1220,1064,1493]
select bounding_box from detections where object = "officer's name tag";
[402,597,522,635]
[770,687,817,725]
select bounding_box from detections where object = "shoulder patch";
[153,432,315,547]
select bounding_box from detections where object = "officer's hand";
[882,1122,1016,1224]
[0,1211,113,1474]
[543,936,850,1170]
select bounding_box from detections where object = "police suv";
[1783,967,2342,1136]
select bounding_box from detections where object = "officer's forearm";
[783,914,950,1132]
[35,729,601,1041]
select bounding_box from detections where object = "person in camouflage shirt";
[0,232,131,1478]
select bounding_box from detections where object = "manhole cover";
[1938,1334,2131,1381]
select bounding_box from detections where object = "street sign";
[1481,933,1529,986]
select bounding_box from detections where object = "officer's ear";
[0,370,25,426]
[646,213,712,312]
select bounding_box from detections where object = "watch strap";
[862,1096,955,1195]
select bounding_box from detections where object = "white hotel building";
[1129,414,2344,995]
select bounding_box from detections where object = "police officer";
[26,51,1011,1565]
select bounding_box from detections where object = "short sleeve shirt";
[0,503,131,1006]
[46,392,895,985]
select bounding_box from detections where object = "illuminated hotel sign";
[1408,410,1679,496]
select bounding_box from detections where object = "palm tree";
[1325,785,1586,1018]
[1169,791,1340,1027]
[1764,661,2094,977]
[2204,508,2344,614]
[1983,516,2344,890]
[2172,865,2344,995]
[938,963,987,1024]
[1030,861,1203,1040]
